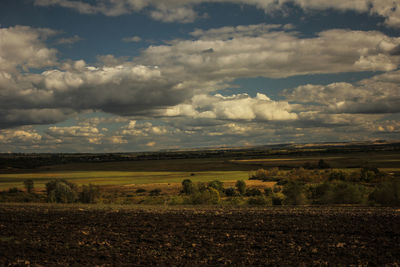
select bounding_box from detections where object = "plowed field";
[0,204,399,266]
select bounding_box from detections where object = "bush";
[276,179,288,186]
[303,162,314,170]
[45,179,78,203]
[272,185,281,193]
[328,170,347,181]
[223,196,246,206]
[264,187,272,196]
[319,181,366,204]
[136,188,147,193]
[182,179,194,195]
[309,182,331,203]
[318,159,331,169]
[249,169,269,180]
[79,184,100,203]
[8,187,21,193]
[272,193,284,205]
[189,188,220,205]
[197,182,207,192]
[360,167,380,182]
[0,190,41,203]
[247,196,271,206]
[235,180,246,195]
[23,179,34,194]
[208,180,224,192]
[369,179,400,206]
[282,181,308,205]
[167,196,186,205]
[225,187,238,197]
[245,188,262,196]
[141,196,165,205]
[149,188,162,196]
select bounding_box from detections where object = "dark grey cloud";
[390,45,400,55]
[0,109,74,129]
[33,0,400,28]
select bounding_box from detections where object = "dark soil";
[0,204,399,266]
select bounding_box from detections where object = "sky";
[1,0,400,152]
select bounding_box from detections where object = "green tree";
[360,167,380,182]
[46,179,78,203]
[182,179,195,195]
[208,180,224,192]
[190,188,220,205]
[235,180,246,195]
[79,184,100,203]
[318,181,366,204]
[23,179,34,194]
[369,180,400,206]
[282,181,308,205]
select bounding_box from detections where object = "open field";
[0,204,399,266]
[0,149,399,189]
[0,171,250,190]
[230,151,400,169]
[2,149,400,173]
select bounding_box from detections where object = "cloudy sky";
[1,0,400,152]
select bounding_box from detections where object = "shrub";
[235,180,246,195]
[264,187,272,196]
[225,187,238,197]
[318,159,331,169]
[250,169,269,180]
[245,188,262,196]
[23,179,34,194]
[190,188,220,205]
[360,167,380,182]
[208,180,224,192]
[223,196,246,206]
[319,181,366,204]
[0,190,41,203]
[248,196,271,206]
[369,179,400,206]
[136,188,147,193]
[182,179,195,195]
[276,179,288,186]
[282,181,308,205]
[141,196,165,205]
[168,196,186,205]
[328,170,347,181]
[310,182,332,203]
[272,185,281,193]
[79,184,100,203]
[197,182,207,192]
[8,187,21,193]
[303,162,314,169]
[149,188,162,196]
[272,193,284,205]
[45,179,78,203]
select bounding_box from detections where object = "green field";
[0,171,250,190]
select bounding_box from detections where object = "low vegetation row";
[1,167,399,206]
[248,164,387,183]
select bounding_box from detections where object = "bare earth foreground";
[0,204,399,266]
